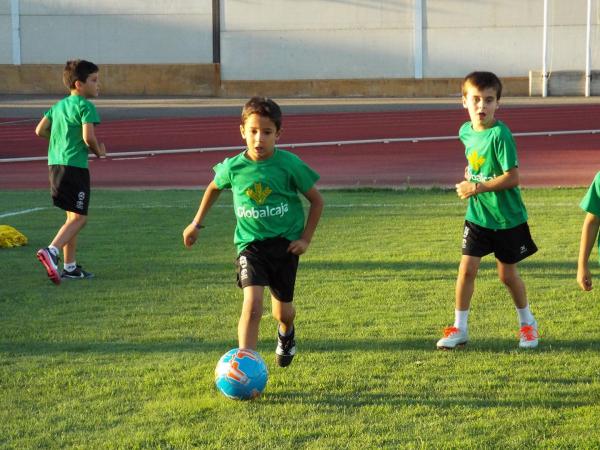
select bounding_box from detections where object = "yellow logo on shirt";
[246,182,272,205]
[468,150,485,171]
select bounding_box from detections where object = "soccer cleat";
[275,327,296,367]
[519,320,539,349]
[36,248,61,285]
[61,265,94,280]
[436,326,468,349]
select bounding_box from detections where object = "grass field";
[1,188,600,449]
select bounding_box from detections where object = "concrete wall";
[0,0,598,96]
[0,1,13,63]
[220,0,599,80]
[0,64,220,95]
[220,0,415,80]
[0,0,213,64]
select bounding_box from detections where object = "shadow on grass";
[302,260,577,280]
[2,337,598,356]
[264,391,592,409]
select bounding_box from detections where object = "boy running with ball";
[183,97,324,367]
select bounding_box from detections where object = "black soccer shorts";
[462,220,538,264]
[49,165,90,215]
[235,237,300,302]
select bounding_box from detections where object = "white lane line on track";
[2,128,599,164]
[0,118,37,126]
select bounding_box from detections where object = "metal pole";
[10,0,21,65]
[585,0,592,97]
[542,0,549,97]
[414,0,423,79]
[212,0,221,64]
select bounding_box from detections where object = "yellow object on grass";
[0,225,28,248]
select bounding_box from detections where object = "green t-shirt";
[579,171,600,264]
[44,95,100,169]
[460,120,528,230]
[213,148,320,254]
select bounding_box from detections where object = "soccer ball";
[215,348,268,400]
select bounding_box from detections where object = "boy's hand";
[97,142,106,158]
[577,267,593,291]
[456,181,478,200]
[288,238,309,255]
[183,224,200,248]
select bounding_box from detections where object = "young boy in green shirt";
[577,172,600,291]
[437,71,540,350]
[35,60,106,284]
[183,97,324,367]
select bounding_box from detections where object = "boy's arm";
[577,212,600,291]
[183,181,222,248]
[82,123,106,158]
[288,187,324,255]
[456,167,520,200]
[35,116,52,139]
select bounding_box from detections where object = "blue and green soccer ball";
[215,348,268,400]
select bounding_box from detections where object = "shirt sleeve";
[580,172,600,216]
[494,126,518,172]
[81,100,100,125]
[290,155,320,193]
[44,106,53,122]
[213,159,232,189]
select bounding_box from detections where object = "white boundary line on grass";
[1,128,599,163]
[0,206,48,218]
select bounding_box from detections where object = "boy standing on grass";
[577,172,600,291]
[436,71,540,350]
[35,60,106,284]
[182,97,324,367]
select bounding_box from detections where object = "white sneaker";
[519,320,539,349]
[436,326,468,349]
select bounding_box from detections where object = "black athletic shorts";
[462,220,538,264]
[235,237,300,302]
[49,165,90,215]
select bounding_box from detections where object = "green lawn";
[1,188,599,449]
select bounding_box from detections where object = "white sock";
[48,246,59,257]
[453,309,469,331]
[516,305,535,325]
[64,261,77,272]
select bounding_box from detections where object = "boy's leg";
[37,211,85,285]
[437,255,481,349]
[52,211,87,253]
[272,295,296,367]
[496,260,527,309]
[238,285,265,350]
[496,260,539,348]
[456,255,481,311]
[271,295,296,334]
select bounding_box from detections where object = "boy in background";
[35,60,106,284]
[437,71,539,350]
[183,97,324,367]
[577,172,600,291]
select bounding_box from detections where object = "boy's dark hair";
[63,60,99,89]
[462,71,503,100]
[241,97,282,131]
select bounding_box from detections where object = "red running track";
[1,105,599,189]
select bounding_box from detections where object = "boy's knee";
[241,306,262,322]
[272,304,295,323]
[458,264,478,280]
[498,272,519,286]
